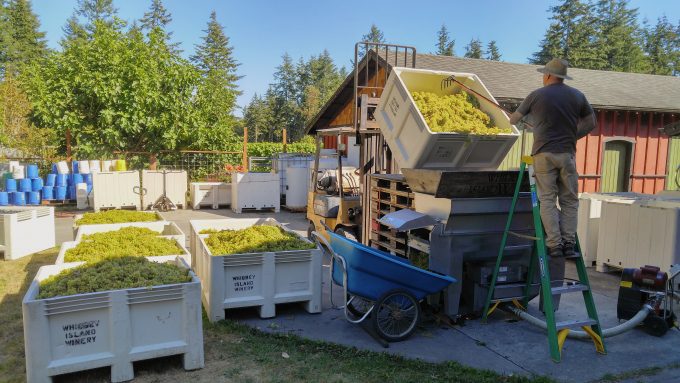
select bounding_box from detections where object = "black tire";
[371,289,420,342]
[307,221,316,240]
[334,226,357,242]
[643,314,669,337]
[346,295,372,318]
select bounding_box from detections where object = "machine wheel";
[659,309,677,329]
[346,295,372,319]
[371,289,420,342]
[643,314,669,337]
[334,227,357,242]
[307,221,316,240]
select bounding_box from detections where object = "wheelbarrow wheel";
[372,289,420,342]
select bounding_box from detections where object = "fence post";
[283,129,287,153]
[242,127,248,171]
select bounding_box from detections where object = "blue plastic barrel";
[27,191,40,205]
[0,192,8,206]
[26,164,39,179]
[54,186,67,200]
[32,178,44,191]
[5,178,17,192]
[51,163,58,174]
[19,178,32,192]
[83,173,93,185]
[55,174,67,187]
[42,186,54,200]
[67,174,74,185]
[73,173,84,185]
[68,186,76,200]
[12,192,26,205]
[72,160,79,174]
[45,173,57,186]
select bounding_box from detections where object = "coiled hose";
[507,305,652,340]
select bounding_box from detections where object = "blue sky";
[32,0,680,114]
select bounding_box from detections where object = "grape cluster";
[75,210,160,226]
[38,257,191,299]
[65,227,183,263]
[203,225,316,255]
[411,90,511,135]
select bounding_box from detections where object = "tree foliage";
[486,40,501,61]
[22,20,200,157]
[464,38,483,59]
[3,0,47,75]
[593,0,647,72]
[435,24,455,56]
[359,23,385,59]
[140,0,171,31]
[642,16,679,75]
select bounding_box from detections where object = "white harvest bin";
[72,211,164,239]
[91,171,142,212]
[375,67,519,170]
[22,257,204,383]
[191,218,322,322]
[190,182,231,209]
[55,237,190,265]
[0,207,55,260]
[142,170,188,210]
[597,200,680,271]
[74,221,184,243]
[231,172,280,213]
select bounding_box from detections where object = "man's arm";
[576,112,597,139]
[509,111,524,125]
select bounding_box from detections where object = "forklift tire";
[307,221,316,240]
[334,227,357,242]
[643,314,669,337]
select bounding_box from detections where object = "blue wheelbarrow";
[313,230,456,343]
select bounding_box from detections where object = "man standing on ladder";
[509,58,596,308]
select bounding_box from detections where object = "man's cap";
[537,58,573,80]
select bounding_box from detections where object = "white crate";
[597,199,680,272]
[22,257,204,383]
[56,237,190,265]
[91,171,142,212]
[191,218,322,322]
[576,193,650,267]
[231,172,280,213]
[190,182,231,209]
[72,211,164,240]
[375,67,520,170]
[0,206,55,260]
[142,170,188,209]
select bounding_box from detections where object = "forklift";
[306,127,362,241]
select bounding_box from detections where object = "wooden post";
[242,127,248,171]
[282,129,287,153]
[66,128,72,161]
[149,153,158,170]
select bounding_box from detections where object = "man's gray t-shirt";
[516,83,593,155]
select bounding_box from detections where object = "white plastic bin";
[191,218,322,322]
[0,207,55,260]
[285,167,308,209]
[22,256,203,383]
[597,199,680,271]
[142,170,188,210]
[91,171,142,212]
[190,182,231,209]
[231,172,280,213]
[72,211,164,239]
[55,236,190,265]
[375,67,519,170]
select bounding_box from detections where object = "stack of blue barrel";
[0,164,43,206]
[41,160,93,202]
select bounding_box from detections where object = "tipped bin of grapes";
[312,224,456,346]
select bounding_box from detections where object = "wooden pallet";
[233,206,280,214]
[282,205,307,213]
[368,174,416,258]
[595,261,623,273]
[41,199,76,206]
[193,203,230,210]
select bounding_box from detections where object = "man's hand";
[576,112,597,139]
[509,111,524,125]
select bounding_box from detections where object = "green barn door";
[601,141,630,192]
[666,137,680,191]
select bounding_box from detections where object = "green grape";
[411,90,512,135]
[64,227,183,263]
[75,210,161,226]
[38,257,191,299]
[205,225,316,255]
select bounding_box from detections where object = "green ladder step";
[551,283,589,295]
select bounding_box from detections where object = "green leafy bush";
[411,90,511,135]
[65,227,183,263]
[38,257,191,299]
[203,225,315,255]
[75,210,161,226]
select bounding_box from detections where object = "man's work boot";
[548,246,564,257]
[562,242,576,257]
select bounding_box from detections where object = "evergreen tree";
[642,16,679,76]
[268,53,302,140]
[4,0,47,74]
[486,40,501,61]
[0,2,9,70]
[61,14,87,44]
[242,93,271,142]
[435,24,455,56]
[191,11,241,147]
[464,38,483,59]
[76,0,117,27]
[140,0,171,30]
[593,0,648,72]
[530,0,602,69]
[358,23,385,59]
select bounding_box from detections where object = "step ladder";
[481,156,606,363]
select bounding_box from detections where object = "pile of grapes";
[75,210,160,226]
[202,225,316,255]
[65,227,183,263]
[38,257,191,299]
[411,90,511,135]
